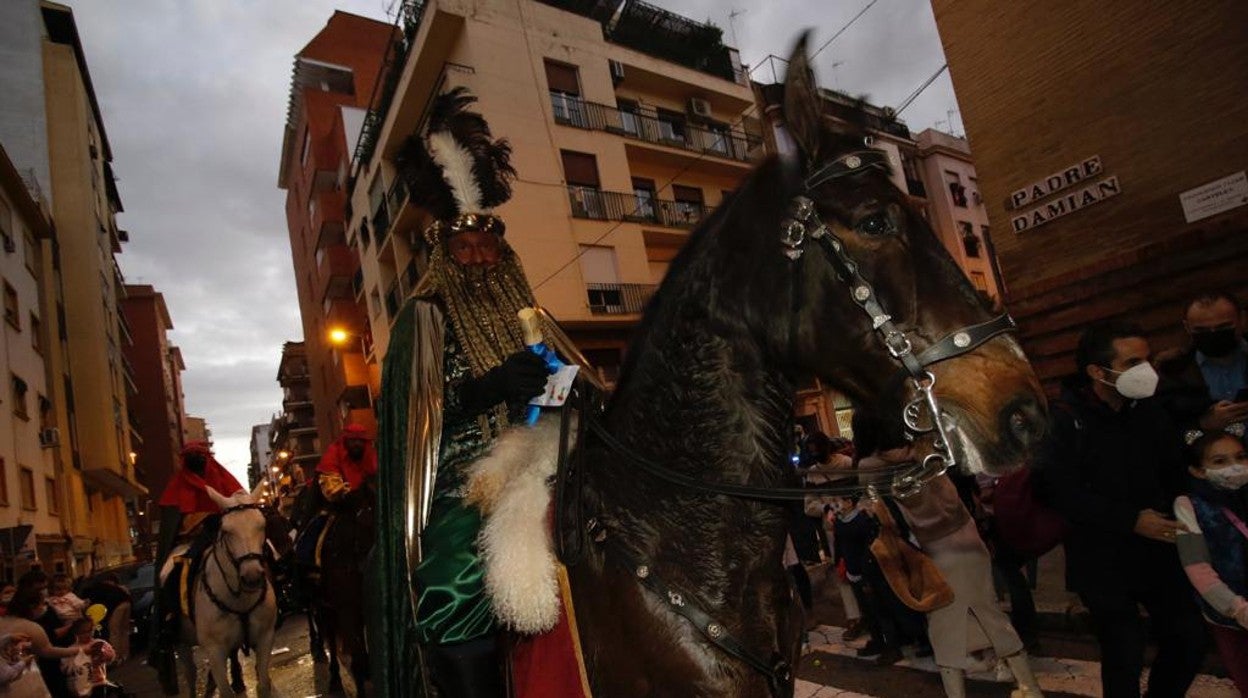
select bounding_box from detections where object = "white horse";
[161,485,278,697]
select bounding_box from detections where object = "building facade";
[345,0,762,387]
[271,341,318,483]
[182,416,209,445]
[277,12,396,456]
[932,0,1248,384]
[0,1,142,571]
[0,144,66,579]
[119,284,186,559]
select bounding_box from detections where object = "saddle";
[158,544,198,619]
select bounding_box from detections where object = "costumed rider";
[296,424,378,568]
[149,441,245,693]
[368,87,554,698]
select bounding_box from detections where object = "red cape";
[316,440,378,490]
[158,461,244,514]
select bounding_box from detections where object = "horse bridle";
[567,150,1018,697]
[204,503,269,620]
[781,149,1017,496]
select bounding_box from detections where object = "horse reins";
[563,149,1019,697]
[202,503,269,650]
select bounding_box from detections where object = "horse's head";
[729,37,1045,475]
[207,486,269,592]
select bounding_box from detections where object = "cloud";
[62,0,960,484]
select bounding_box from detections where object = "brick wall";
[931,0,1248,384]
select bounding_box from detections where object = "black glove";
[457,351,550,416]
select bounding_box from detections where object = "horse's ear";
[782,32,824,167]
[205,486,230,510]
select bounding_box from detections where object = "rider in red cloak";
[151,441,245,693]
[315,424,378,495]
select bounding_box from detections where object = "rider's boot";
[425,636,506,698]
[1005,651,1044,697]
[939,667,968,698]
[150,574,182,695]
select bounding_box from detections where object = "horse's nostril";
[1004,398,1046,449]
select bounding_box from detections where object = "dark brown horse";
[303,486,375,694]
[563,37,1044,697]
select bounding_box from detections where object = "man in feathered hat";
[370,87,552,698]
[150,441,245,692]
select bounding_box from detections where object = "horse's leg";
[180,643,200,697]
[230,650,245,693]
[253,606,276,698]
[205,644,236,698]
[322,605,343,694]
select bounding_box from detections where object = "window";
[958,221,980,258]
[19,467,35,511]
[632,178,657,221]
[0,458,7,505]
[300,129,311,168]
[945,170,967,207]
[672,185,705,225]
[3,282,17,329]
[656,109,686,143]
[30,313,41,354]
[969,271,988,292]
[23,230,36,274]
[0,197,12,254]
[545,61,585,127]
[617,99,640,136]
[561,151,603,219]
[45,478,58,515]
[10,375,27,420]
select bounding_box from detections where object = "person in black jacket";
[1157,292,1248,434]
[1038,320,1207,698]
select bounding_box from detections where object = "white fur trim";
[427,130,484,215]
[468,416,568,634]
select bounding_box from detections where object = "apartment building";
[0,1,143,570]
[345,0,762,385]
[271,341,318,481]
[0,144,67,578]
[247,422,272,490]
[932,0,1248,383]
[120,284,186,559]
[277,12,397,453]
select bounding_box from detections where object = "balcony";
[317,244,357,302]
[312,190,347,250]
[566,186,707,229]
[552,96,761,163]
[586,283,656,315]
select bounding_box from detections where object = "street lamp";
[326,326,375,411]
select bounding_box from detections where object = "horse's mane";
[609,128,871,404]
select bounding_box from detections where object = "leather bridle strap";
[915,314,1017,368]
[608,539,793,697]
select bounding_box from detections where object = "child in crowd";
[0,633,34,687]
[1174,428,1248,694]
[47,574,89,623]
[61,617,115,698]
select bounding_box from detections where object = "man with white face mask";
[1037,320,1207,698]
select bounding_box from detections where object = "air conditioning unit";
[687,98,712,120]
[39,428,60,448]
[608,59,625,85]
[881,106,897,119]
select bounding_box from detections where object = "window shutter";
[544,61,580,95]
[561,151,600,188]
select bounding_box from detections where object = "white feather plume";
[426,130,483,215]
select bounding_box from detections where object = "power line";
[810,0,879,61]
[895,63,947,115]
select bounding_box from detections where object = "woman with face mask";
[1174,429,1248,693]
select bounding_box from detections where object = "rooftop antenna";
[829,60,845,90]
[946,108,962,137]
[728,8,747,49]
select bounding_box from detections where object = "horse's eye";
[855,213,893,237]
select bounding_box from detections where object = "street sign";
[1180,171,1248,223]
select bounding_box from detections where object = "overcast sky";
[64,0,961,484]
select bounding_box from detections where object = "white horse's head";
[206,486,267,592]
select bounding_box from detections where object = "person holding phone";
[1158,292,1248,434]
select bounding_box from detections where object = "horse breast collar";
[781,149,1018,494]
[203,503,269,650]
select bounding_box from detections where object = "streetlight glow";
[277,450,290,460]
[328,327,350,345]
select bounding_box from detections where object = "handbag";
[868,501,954,613]
[992,467,1070,558]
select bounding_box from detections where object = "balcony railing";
[566,186,707,229]
[586,283,657,315]
[552,95,761,163]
